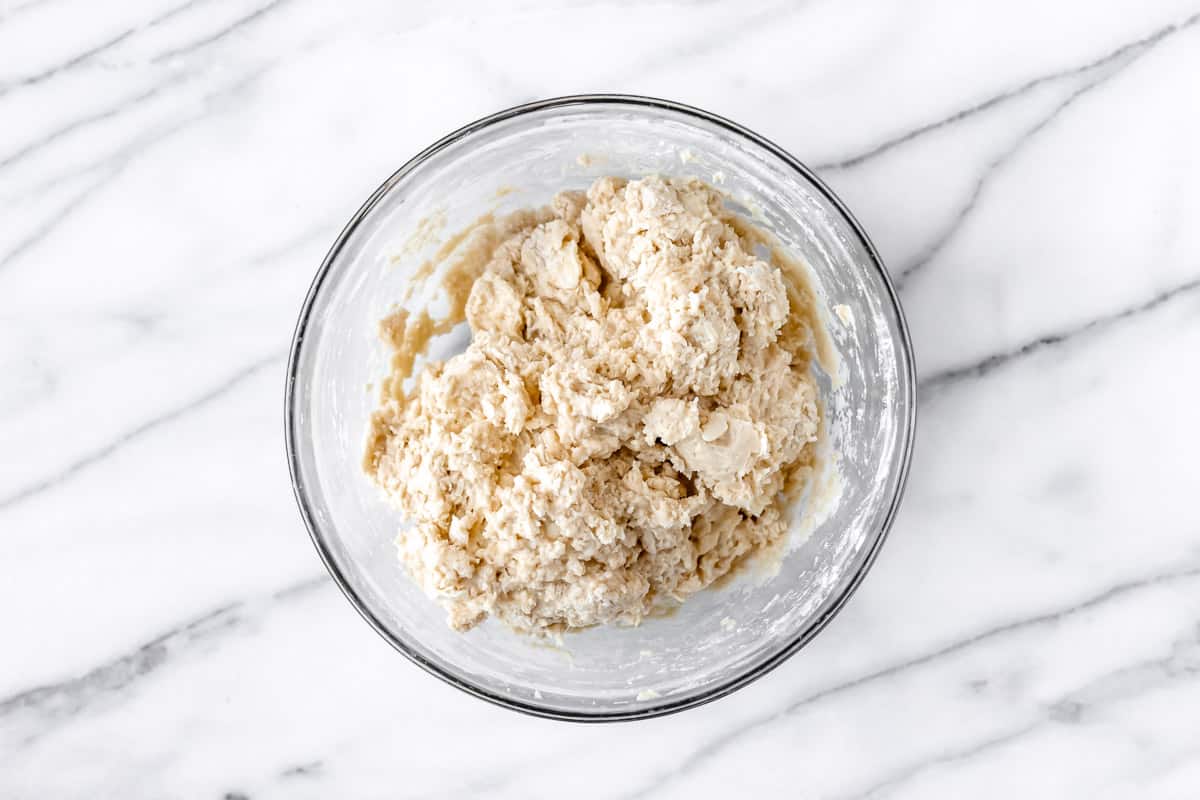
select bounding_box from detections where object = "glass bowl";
[285,95,915,721]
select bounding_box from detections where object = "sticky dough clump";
[366,176,822,633]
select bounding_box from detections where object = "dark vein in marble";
[0,601,240,746]
[893,13,1200,287]
[0,0,211,96]
[0,70,190,173]
[0,30,137,95]
[272,574,328,602]
[0,118,189,265]
[844,724,1040,800]
[0,350,284,512]
[2,123,150,206]
[0,574,327,748]
[1057,624,1200,712]
[892,76,1104,286]
[1,58,285,273]
[817,11,1200,172]
[618,561,1200,799]
[920,273,1200,393]
[6,46,292,208]
[280,760,323,779]
[0,163,125,271]
[0,0,63,22]
[842,623,1200,799]
[149,0,292,64]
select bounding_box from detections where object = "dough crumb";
[366,176,823,634]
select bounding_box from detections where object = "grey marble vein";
[920,273,1200,394]
[893,11,1200,286]
[0,0,63,22]
[842,724,1041,800]
[0,70,192,173]
[0,349,284,512]
[0,162,125,271]
[4,120,161,205]
[617,560,1200,799]
[0,0,213,96]
[893,75,1107,286]
[149,0,293,64]
[1056,622,1200,712]
[841,622,1200,799]
[0,602,238,732]
[5,55,286,218]
[279,760,323,779]
[0,574,326,749]
[816,10,1200,172]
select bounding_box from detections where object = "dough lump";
[366,176,822,633]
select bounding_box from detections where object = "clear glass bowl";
[285,95,915,721]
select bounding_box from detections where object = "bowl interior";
[288,98,913,719]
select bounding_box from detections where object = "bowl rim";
[284,93,917,723]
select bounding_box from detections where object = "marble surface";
[4,0,1200,796]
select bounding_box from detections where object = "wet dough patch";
[366,176,824,634]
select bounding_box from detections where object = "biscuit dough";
[366,176,823,633]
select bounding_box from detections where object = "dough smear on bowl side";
[366,176,825,634]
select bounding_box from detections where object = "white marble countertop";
[4,0,1200,796]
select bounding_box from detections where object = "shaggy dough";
[366,176,823,633]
